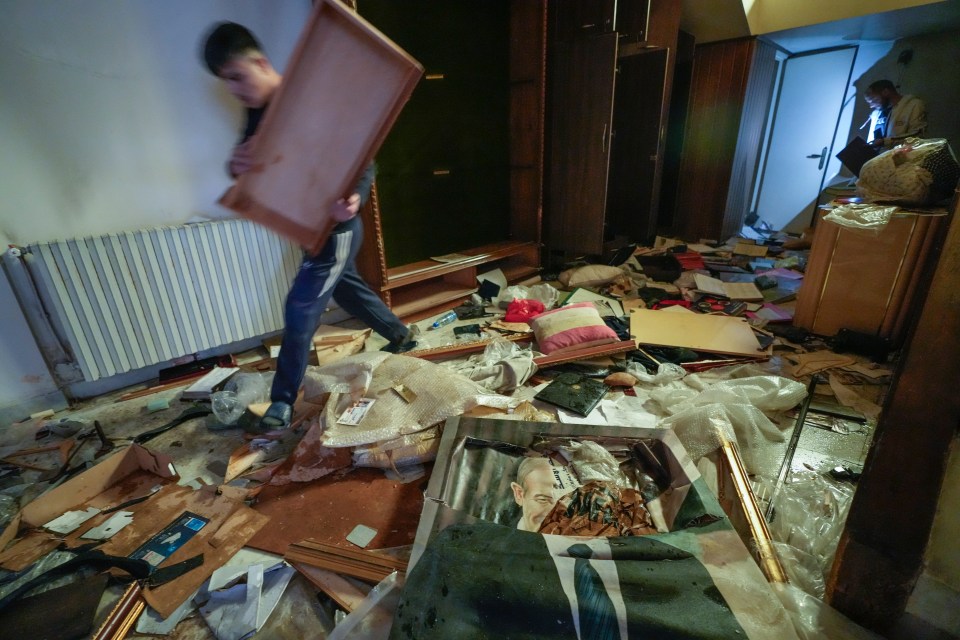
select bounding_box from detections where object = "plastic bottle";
[430,310,458,330]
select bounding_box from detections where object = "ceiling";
[681,0,960,52]
[763,0,960,53]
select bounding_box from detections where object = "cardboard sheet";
[247,466,427,555]
[91,484,269,619]
[20,444,177,528]
[218,0,422,253]
[630,308,766,357]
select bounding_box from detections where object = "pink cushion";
[529,302,618,355]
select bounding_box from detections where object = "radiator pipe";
[2,247,83,388]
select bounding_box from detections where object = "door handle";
[806,147,828,170]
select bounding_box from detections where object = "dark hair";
[868,79,896,94]
[202,22,263,75]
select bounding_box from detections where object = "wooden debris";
[291,562,369,612]
[285,539,407,584]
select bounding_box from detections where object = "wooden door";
[547,33,618,259]
[552,0,615,42]
[606,48,669,243]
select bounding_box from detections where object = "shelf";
[390,281,477,321]
[383,240,541,321]
[384,240,539,290]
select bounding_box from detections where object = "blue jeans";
[270,215,407,406]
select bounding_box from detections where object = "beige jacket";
[880,94,927,147]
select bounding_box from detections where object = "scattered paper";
[44,507,101,534]
[477,268,508,293]
[346,524,378,548]
[733,242,768,257]
[81,511,134,540]
[430,253,471,263]
[199,561,295,640]
[338,399,376,425]
[392,384,417,404]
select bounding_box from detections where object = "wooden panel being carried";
[220,0,423,253]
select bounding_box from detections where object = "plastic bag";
[857,138,959,204]
[327,572,404,640]
[498,282,560,310]
[822,203,899,234]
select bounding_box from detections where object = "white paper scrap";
[81,511,134,540]
[44,506,101,534]
[200,562,295,640]
[337,398,376,425]
[346,524,378,548]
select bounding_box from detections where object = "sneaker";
[252,401,292,433]
[381,325,420,354]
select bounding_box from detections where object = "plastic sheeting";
[305,353,516,448]
[327,572,403,640]
[822,203,900,234]
[652,374,808,474]
[442,339,538,393]
[756,470,855,593]
[858,138,957,204]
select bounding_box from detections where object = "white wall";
[848,29,960,153]
[0,1,310,419]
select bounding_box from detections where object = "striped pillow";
[530,302,618,355]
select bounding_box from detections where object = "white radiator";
[8,219,301,382]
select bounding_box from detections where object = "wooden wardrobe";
[545,0,681,263]
[354,0,547,320]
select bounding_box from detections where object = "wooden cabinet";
[552,0,650,43]
[546,0,680,263]
[793,210,945,346]
[354,0,546,320]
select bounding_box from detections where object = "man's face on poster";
[511,463,558,532]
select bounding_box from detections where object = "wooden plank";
[286,539,406,584]
[533,339,636,368]
[292,562,368,612]
[409,333,532,361]
[219,0,423,254]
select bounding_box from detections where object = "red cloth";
[504,299,545,323]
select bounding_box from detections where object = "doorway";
[753,46,857,232]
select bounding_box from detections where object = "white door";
[754,47,857,232]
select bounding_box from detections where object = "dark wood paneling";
[675,38,756,241]
[509,0,546,243]
[552,0,616,42]
[828,193,960,632]
[607,49,668,243]
[659,29,696,232]
[547,34,618,257]
[722,39,777,239]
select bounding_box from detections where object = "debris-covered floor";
[0,232,902,639]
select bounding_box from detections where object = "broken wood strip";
[285,550,394,583]
[532,340,636,368]
[91,580,146,640]
[291,562,369,611]
[285,539,406,583]
[2,441,66,458]
[292,539,408,571]
[408,332,532,361]
[0,458,50,471]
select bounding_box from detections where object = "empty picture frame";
[219,0,423,254]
